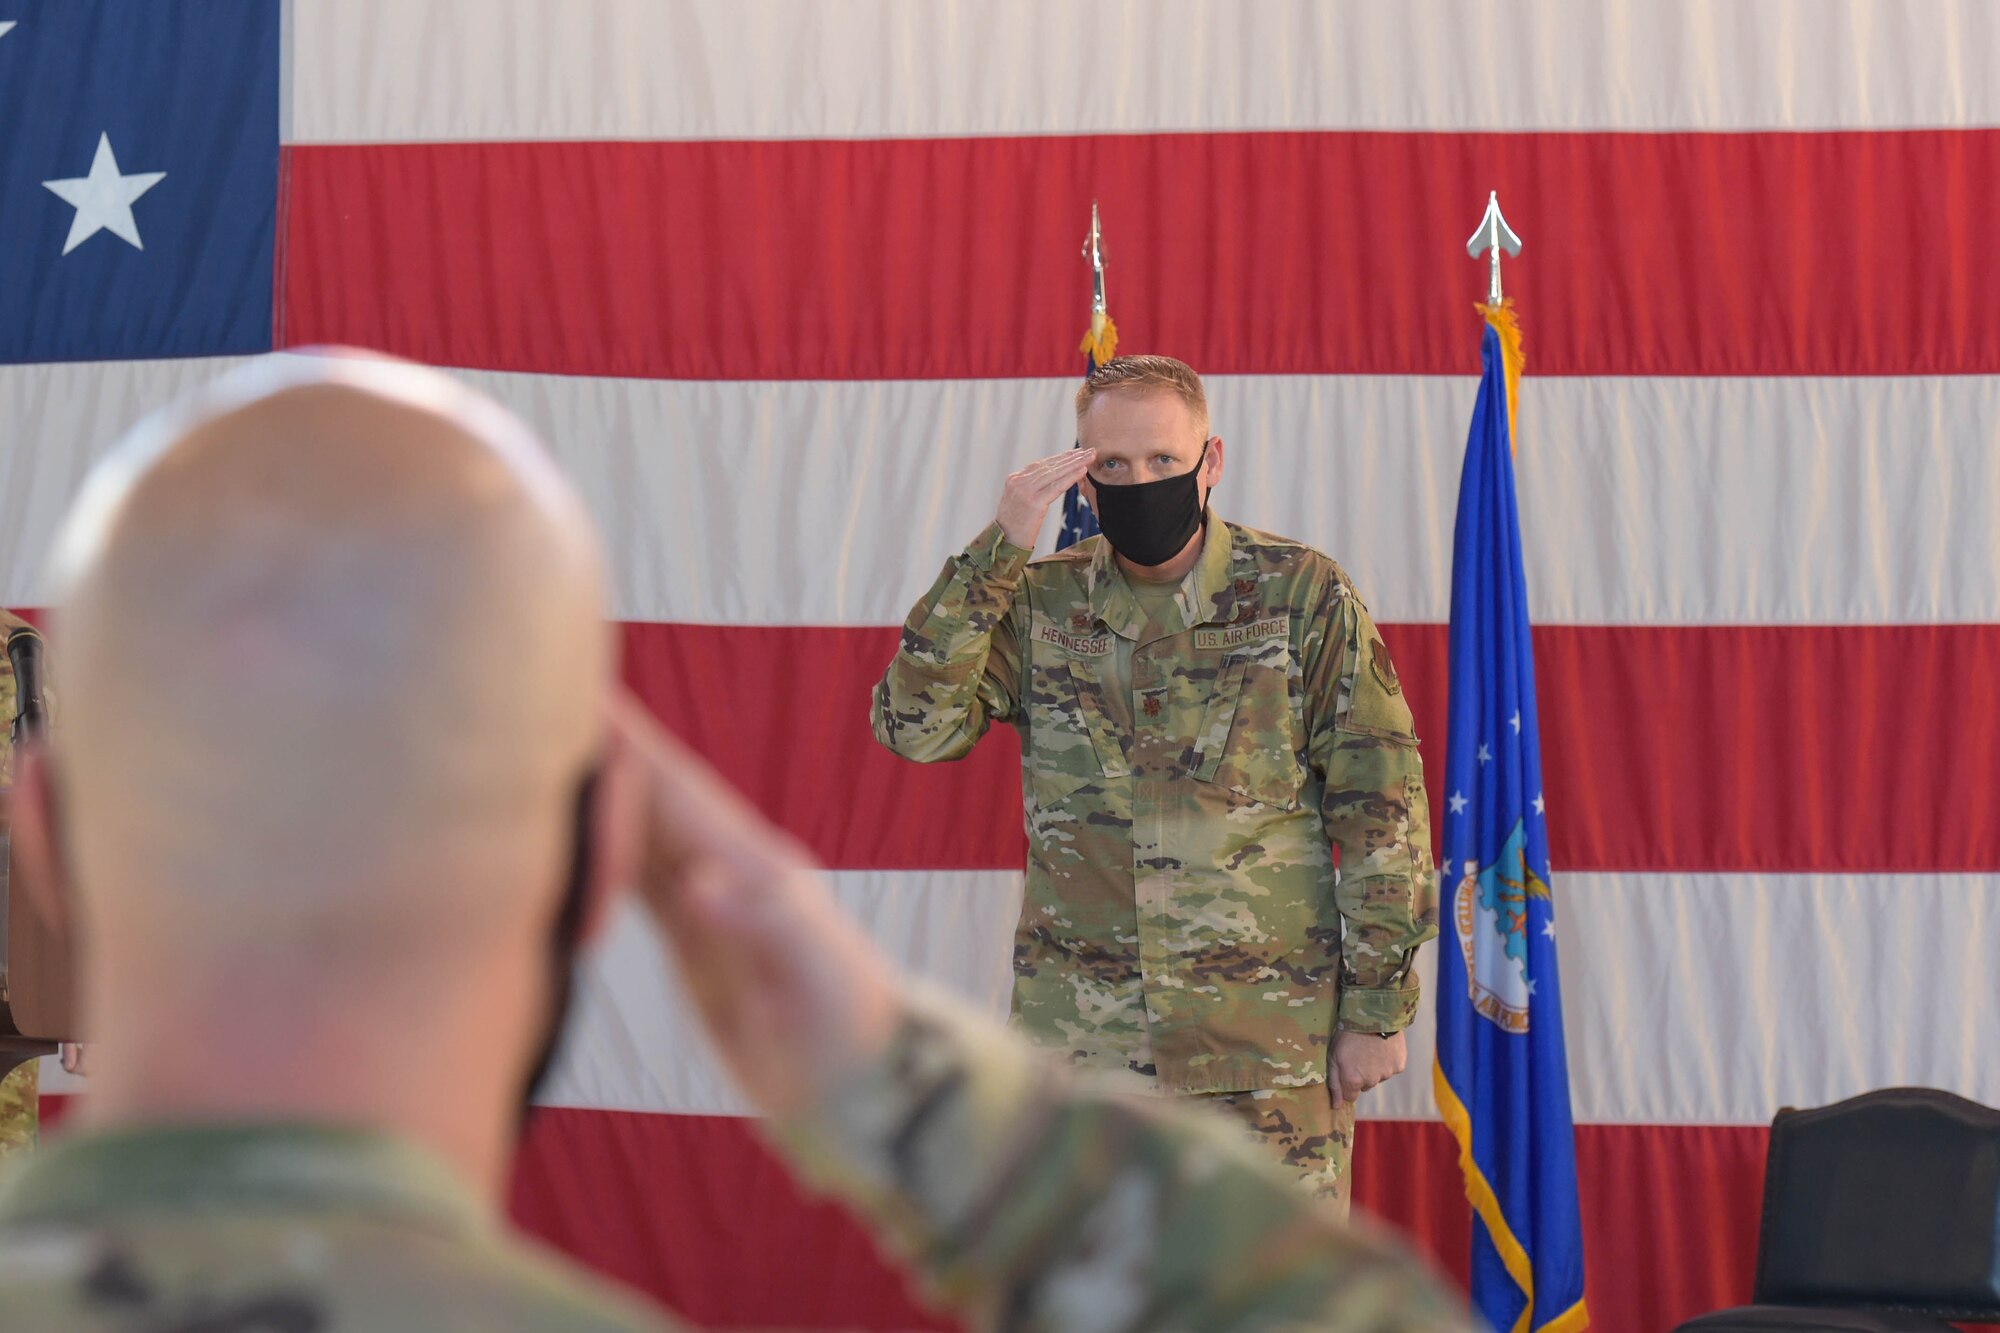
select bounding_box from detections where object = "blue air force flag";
[1433,314,1589,1333]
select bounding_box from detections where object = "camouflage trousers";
[1191,1083,1355,1218]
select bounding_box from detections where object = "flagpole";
[1468,192,1525,450]
[1059,202,1116,550]
[1084,199,1107,318]
[1079,200,1116,369]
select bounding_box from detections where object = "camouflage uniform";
[0,658,34,1162]
[1195,1083,1352,1206]
[873,514,1437,1208]
[0,990,1472,1331]
[0,1064,34,1160]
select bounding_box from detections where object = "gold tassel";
[1079,311,1119,367]
[1478,300,1524,453]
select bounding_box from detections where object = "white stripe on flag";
[7,357,1999,626]
[287,0,2000,143]
[517,869,2000,1126]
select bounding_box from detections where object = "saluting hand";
[997,448,1096,550]
[613,696,902,1119]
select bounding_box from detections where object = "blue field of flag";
[0,0,278,363]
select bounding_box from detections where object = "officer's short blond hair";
[1075,355,1210,436]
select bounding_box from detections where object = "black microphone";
[7,625,47,746]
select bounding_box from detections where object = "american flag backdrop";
[9,3,2000,1330]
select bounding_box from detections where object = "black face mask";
[1089,441,1210,568]
[517,768,599,1129]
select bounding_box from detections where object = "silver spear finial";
[1466,191,1523,305]
[1082,200,1107,316]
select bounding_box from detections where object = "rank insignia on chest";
[1070,611,1093,632]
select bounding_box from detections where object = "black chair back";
[1755,1087,2000,1319]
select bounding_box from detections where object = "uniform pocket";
[1023,657,1127,808]
[1192,652,1306,809]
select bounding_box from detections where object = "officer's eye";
[1156,455,1176,467]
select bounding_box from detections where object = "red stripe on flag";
[509,1107,953,1330]
[626,621,2000,873]
[620,622,1025,872]
[283,130,2000,380]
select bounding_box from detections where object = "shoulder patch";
[1367,636,1401,695]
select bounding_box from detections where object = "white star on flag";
[1533,792,1546,816]
[43,133,167,255]
[1448,791,1468,815]
[1477,743,1492,764]
[1510,711,1522,733]
[1543,919,1558,939]
[0,21,16,40]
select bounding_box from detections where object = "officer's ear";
[1201,436,1225,494]
[9,744,75,941]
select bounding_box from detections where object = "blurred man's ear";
[578,710,647,948]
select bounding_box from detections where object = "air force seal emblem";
[1454,818,1549,1034]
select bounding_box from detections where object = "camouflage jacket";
[0,991,1470,1332]
[0,661,33,1162]
[1,654,14,786]
[873,514,1437,1092]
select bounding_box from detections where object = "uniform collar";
[1087,510,1239,642]
[0,1122,489,1238]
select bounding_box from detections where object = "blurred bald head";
[49,354,611,961]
